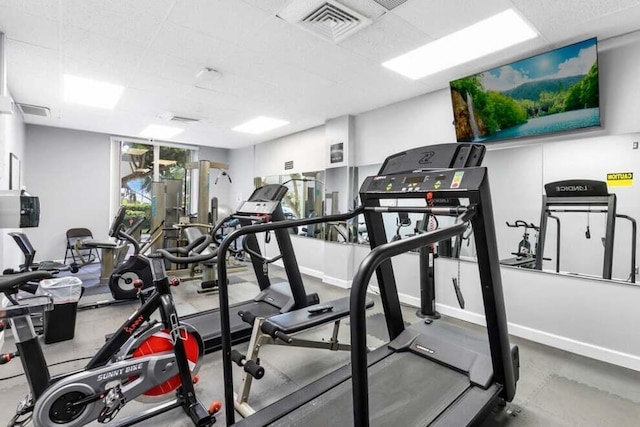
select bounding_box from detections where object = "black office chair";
[64,228,100,266]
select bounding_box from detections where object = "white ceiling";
[2,0,640,148]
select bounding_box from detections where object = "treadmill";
[215,143,519,426]
[180,184,318,354]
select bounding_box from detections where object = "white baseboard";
[298,266,323,280]
[322,276,352,289]
[394,291,640,372]
[275,263,352,289]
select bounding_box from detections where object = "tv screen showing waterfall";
[450,38,600,143]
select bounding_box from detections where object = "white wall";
[0,98,27,270]
[25,125,112,261]
[228,145,255,211]
[253,125,326,177]
[354,88,455,165]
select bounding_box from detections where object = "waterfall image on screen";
[450,38,600,143]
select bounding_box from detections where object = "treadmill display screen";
[403,176,426,184]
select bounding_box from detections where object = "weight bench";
[233,296,374,417]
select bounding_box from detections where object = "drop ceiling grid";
[394,0,514,39]
[59,0,176,19]
[127,74,194,100]
[167,0,274,48]
[2,0,640,148]
[148,22,242,74]
[111,88,182,117]
[60,0,165,48]
[511,0,640,43]
[61,26,145,84]
[338,11,433,63]
[238,15,393,87]
[6,40,61,109]
[62,55,139,89]
[134,51,204,86]
[240,0,293,15]
[0,5,60,50]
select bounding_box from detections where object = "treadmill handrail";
[216,206,364,424]
[350,207,476,427]
[616,214,637,283]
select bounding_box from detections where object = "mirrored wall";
[351,133,639,284]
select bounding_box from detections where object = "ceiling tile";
[168,0,272,46]
[0,0,23,9]
[22,0,61,19]
[60,0,175,19]
[135,52,203,85]
[340,12,431,63]
[241,16,376,84]
[512,0,640,43]
[0,5,60,49]
[6,40,60,104]
[61,26,145,82]
[6,0,640,148]
[149,21,239,68]
[394,0,514,39]
[62,56,136,86]
[183,86,271,116]
[128,74,193,99]
[117,88,183,117]
[241,0,292,14]
[61,0,164,47]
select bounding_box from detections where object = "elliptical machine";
[0,209,220,427]
[108,217,154,301]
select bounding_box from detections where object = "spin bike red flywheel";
[131,328,200,396]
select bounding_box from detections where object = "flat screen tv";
[450,38,600,143]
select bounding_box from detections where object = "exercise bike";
[0,233,220,426]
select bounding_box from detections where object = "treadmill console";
[360,167,485,196]
[237,184,288,215]
[237,200,281,215]
[545,179,608,197]
[378,143,485,175]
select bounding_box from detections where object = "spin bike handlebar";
[152,235,216,265]
[506,220,539,230]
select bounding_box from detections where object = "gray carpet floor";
[1,265,639,426]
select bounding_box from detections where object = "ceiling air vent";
[17,103,50,117]
[372,0,409,10]
[160,112,200,124]
[299,1,371,43]
[169,115,200,124]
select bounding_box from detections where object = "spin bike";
[0,235,219,426]
[501,220,550,268]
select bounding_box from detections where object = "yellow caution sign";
[607,172,633,187]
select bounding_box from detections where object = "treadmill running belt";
[270,352,470,427]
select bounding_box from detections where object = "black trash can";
[37,277,82,344]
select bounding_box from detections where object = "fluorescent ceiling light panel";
[382,9,538,79]
[139,124,184,139]
[232,116,289,134]
[63,75,125,109]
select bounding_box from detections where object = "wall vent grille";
[372,0,409,10]
[169,115,199,124]
[284,160,294,170]
[17,103,50,117]
[299,1,371,43]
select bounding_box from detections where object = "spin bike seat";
[0,271,53,293]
